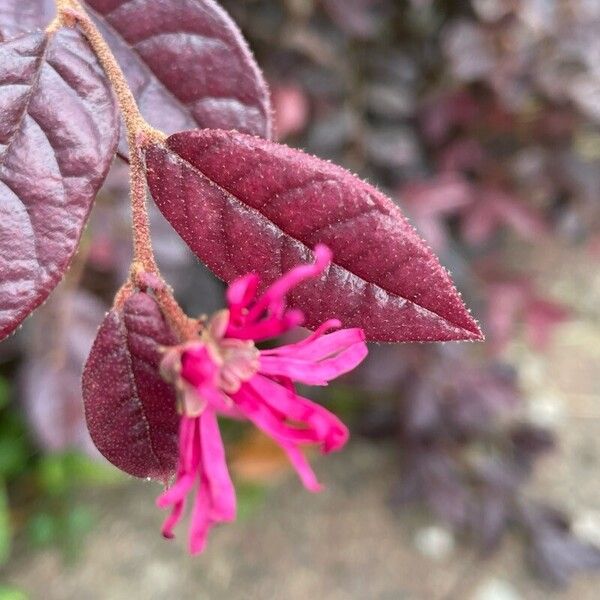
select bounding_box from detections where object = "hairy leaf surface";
[0,29,118,340]
[82,292,179,480]
[0,0,271,148]
[21,290,107,456]
[144,130,482,342]
[85,0,272,152]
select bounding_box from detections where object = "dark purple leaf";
[483,278,528,353]
[85,0,271,153]
[522,505,600,586]
[461,188,547,245]
[398,174,472,252]
[82,292,179,481]
[398,349,519,439]
[402,379,442,437]
[474,458,524,493]
[420,90,481,145]
[472,491,510,553]
[438,138,486,173]
[447,362,519,433]
[0,29,119,340]
[524,298,570,351]
[531,531,600,587]
[466,487,512,555]
[306,109,358,158]
[400,174,473,218]
[509,424,555,468]
[354,344,415,393]
[412,450,469,526]
[144,129,483,342]
[0,0,272,148]
[322,0,386,39]
[20,290,108,456]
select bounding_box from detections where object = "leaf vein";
[167,150,461,331]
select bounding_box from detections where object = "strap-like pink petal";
[246,245,332,322]
[259,332,368,385]
[200,409,236,522]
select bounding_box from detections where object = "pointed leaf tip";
[145,129,482,343]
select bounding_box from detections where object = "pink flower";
[158,245,368,553]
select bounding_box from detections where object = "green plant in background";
[0,586,28,600]
[0,375,123,567]
[0,481,10,567]
[235,483,269,523]
[0,375,20,568]
[27,451,122,562]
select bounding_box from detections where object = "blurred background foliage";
[1,0,600,594]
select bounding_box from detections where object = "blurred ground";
[3,241,600,600]
[1,439,598,600]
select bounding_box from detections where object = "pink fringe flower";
[157,245,368,554]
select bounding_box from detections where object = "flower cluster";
[158,245,367,553]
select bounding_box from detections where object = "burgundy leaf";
[144,129,482,342]
[524,298,570,351]
[0,0,271,148]
[482,272,569,353]
[401,174,473,218]
[322,0,386,39]
[416,450,469,526]
[473,491,510,553]
[82,292,179,480]
[438,138,486,173]
[420,90,481,145]
[84,0,271,153]
[20,290,108,456]
[461,188,547,245]
[0,29,119,340]
[522,505,600,586]
[483,278,528,353]
[399,174,473,251]
[509,425,555,468]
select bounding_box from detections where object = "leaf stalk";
[54,0,196,339]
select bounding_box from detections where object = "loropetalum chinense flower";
[158,245,368,554]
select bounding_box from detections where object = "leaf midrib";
[160,143,478,338]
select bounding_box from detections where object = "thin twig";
[53,0,197,339]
